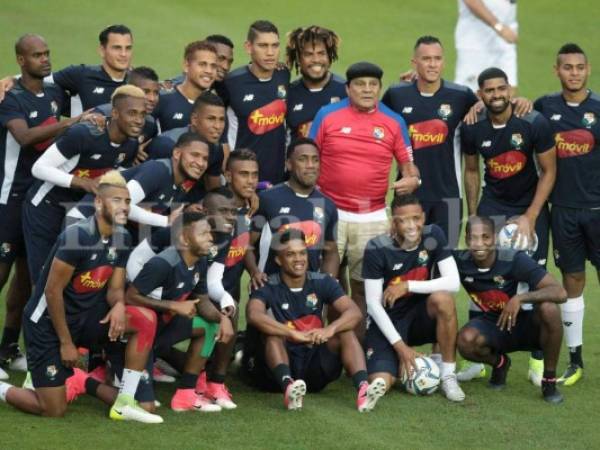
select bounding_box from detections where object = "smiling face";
[478,77,511,114]
[191,104,226,144]
[391,203,425,248]
[555,52,589,93]
[184,49,217,90]
[275,237,308,278]
[96,185,131,226]
[466,221,496,266]
[174,140,209,181]
[298,40,330,84]
[212,42,234,81]
[112,96,146,138]
[226,159,259,201]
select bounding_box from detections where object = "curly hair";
[286,25,340,74]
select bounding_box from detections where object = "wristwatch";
[493,22,505,33]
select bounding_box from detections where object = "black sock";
[568,345,583,367]
[0,327,20,349]
[208,372,226,384]
[272,364,292,391]
[351,370,368,391]
[531,350,543,360]
[494,354,506,368]
[179,372,197,389]
[84,378,101,397]
[542,370,556,382]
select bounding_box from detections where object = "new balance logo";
[293,104,303,111]
[341,127,352,134]
[92,87,105,94]
[177,282,185,288]
[172,113,183,120]
[402,107,413,114]
[90,154,102,160]
[279,207,290,214]
[90,253,98,260]
[464,276,474,283]
[551,114,562,121]
[392,263,403,270]
[481,140,492,147]
[29,111,38,118]
[243,94,254,102]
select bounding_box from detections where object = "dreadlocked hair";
[286,25,341,74]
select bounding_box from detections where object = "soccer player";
[534,43,600,385]
[461,67,557,384]
[244,228,386,412]
[224,20,290,184]
[382,36,479,247]
[362,194,465,402]
[246,138,339,286]
[455,216,566,403]
[126,210,234,412]
[154,41,217,132]
[0,171,162,422]
[0,34,85,375]
[145,91,225,195]
[0,25,133,115]
[22,85,144,282]
[309,61,419,336]
[454,0,518,92]
[92,66,160,145]
[285,25,346,139]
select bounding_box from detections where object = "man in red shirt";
[310,62,420,337]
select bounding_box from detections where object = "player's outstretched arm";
[5,116,78,149]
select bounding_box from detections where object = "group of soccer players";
[0,18,596,423]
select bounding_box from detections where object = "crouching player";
[244,229,386,412]
[125,211,234,412]
[0,171,162,423]
[454,216,566,403]
[362,194,465,402]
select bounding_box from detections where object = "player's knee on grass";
[126,306,157,352]
[457,327,483,358]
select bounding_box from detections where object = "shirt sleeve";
[532,114,556,154]
[53,228,85,267]
[250,285,271,306]
[308,106,326,146]
[207,144,224,176]
[52,65,83,95]
[361,240,385,280]
[513,251,547,288]
[145,135,175,160]
[381,88,393,110]
[533,97,544,114]
[54,124,85,159]
[0,93,26,126]
[391,111,413,164]
[430,226,452,263]
[132,256,172,296]
[460,124,477,155]
[324,200,338,242]
[320,275,345,305]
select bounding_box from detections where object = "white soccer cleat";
[0,366,8,381]
[527,357,543,387]
[9,355,27,372]
[457,362,486,382]
[110,402,164,424]
[21,371,34,390]
[155,358,180,378]
[441,373,466,402]
[357,377,386,412]
[284,379,306,410]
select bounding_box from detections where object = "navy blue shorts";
[153,314,193,355]
[365,298,437,377]
[462,310,541,354]
[0,200,26,264]
[551,205,600,273]
[22,199,66,281]
[242,328,342,393]
[477,196,550,266]
[421,198,462,249]
[23,303,109,388]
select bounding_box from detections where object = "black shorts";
[242,329,342,393]
[477,196,550,265]
[551,205,600,273]
[23,303,109,388]
[154,314,193,355]
[463,310,541,354]
[0,201,26,264]
[421,198,462,249]
[105,341,155,403]
[365,298,437,377]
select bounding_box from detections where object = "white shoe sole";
[456,363,485,382]
[0,367,8,380]
[113,406,164,423]
[215,398,237,410]
[359,378,386,412]
[286,380,306,410]
[9,356,27,372]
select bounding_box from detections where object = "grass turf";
[1,0,600,448]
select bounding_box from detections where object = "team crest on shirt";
[209,245,218,259]
[277,85,287,99]
[282,303,289,310]
[330,96,341,104]
[107,247,117,263]
[493,275,506,288]
[313,206,324,221]
[553,248,560,261]
[0,243,11,256]
[51,100,58,114]
[510,133,523,149]
[46,365,58,380]
[417,250,429,265]
[305,293,318,309]
[437,103,452,120]
[366,348,374,360]
[116,153,127,164]
[582,112,596,128]
[373,127,385,140]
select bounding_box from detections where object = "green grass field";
[2,1,600,449]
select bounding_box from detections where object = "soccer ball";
[401,356,440,395]
[497,223,538,255]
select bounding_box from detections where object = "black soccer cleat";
[489,354,511,390]
[542,379,564,404]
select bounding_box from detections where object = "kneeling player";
[363,194,465,402]
[244,229,385,412]
[0,171,162,423]
[455,216,566,403]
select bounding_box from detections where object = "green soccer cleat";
[456,361,487,382]
[109,394,163,424]
[527,357,544,387]
[557,364,583,386]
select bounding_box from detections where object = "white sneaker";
[194,394,222,413]
[429,353,443,372]
[9,354,27,372]
[110,402,164,424]
[284,379,306,410]
[0,366,8,381]
[152,366,175,383]
[457,362,486,382]
[357,377,386,412]
[155,358,180,377]
[441,374,466,402]
[22,371,34,390]
[527,357,543,387]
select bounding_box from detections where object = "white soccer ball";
[497,223,538,255]
[401,356,440,395]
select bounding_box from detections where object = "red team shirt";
[309,98,413,213]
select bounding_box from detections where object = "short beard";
[300,68,329,85]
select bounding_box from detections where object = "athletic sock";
[561,296,584,365]
[494,354,506,368]
[0,327,19,349]
[0,381,12,401]
[84,377,101,397]
[441,362,457,378]
[272,364,292,391]
[531,350,544,360]
[207,372,226,384]
[179,372,197,389]
[351,370,368,390]
[119,369,142,397]
[542,369,557,382]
